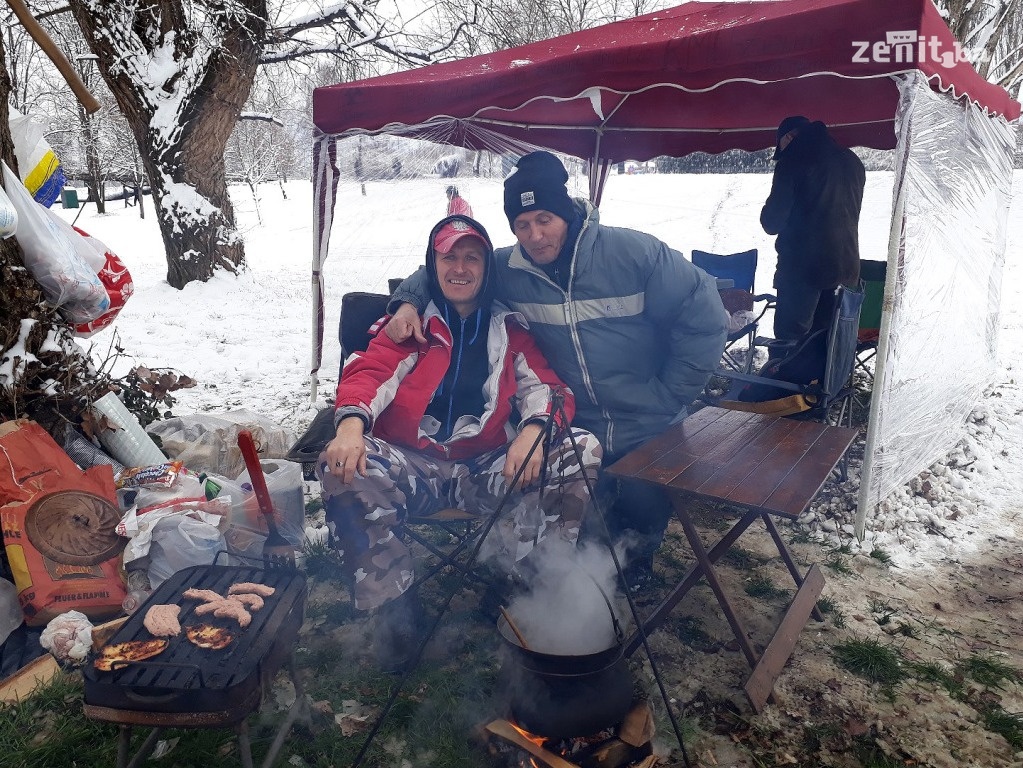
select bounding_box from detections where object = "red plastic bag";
[73,227,133,337]
[0,419,127,626]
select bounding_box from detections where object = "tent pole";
[855,78,914,540]
[310,135,340,404]
[588,133,607,205]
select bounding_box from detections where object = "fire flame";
[511,722,547,748]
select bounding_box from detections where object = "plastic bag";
[39,610,93,665]
[205,458,305,547]
[72,228,134,337]
[2,162,108,323]
[148,514,227,588]
[116,498,228,569]
[147,410,296,478]
[8,107,66,208]
[0,183,18,239]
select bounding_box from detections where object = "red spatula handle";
[237,429,275,518]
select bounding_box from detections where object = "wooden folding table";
[606,406,857,711]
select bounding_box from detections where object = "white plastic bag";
[147,410,296,478]
[148,515,227,588]
[0,184,18,239]
[8,107,66,207]
[2,162,108,322]
[39,610,94,665]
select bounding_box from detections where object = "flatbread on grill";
[93,638,169,671]
[186,624,234,650]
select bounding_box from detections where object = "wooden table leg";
[744,563,825,712]
[675,510,760,671]
[761,513,824,622]
[624,508,760,656]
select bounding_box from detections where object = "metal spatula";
[237,429,296,569]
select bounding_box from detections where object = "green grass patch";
[743,572,788,600]
[833,638,905,689]
[981,707,1023,750]
[721,545,765,570]
[824,554,853,575]
[908,660,964,699]
[868,548,893,565]
[816,596,847,628]
[959,653,1023,689]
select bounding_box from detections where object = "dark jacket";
[760,121,866,289]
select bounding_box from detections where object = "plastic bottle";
[0,579,23,645]
[121,569,152,615]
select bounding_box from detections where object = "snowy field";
[55,169,1023,566]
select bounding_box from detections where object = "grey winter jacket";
[390,200,728,458]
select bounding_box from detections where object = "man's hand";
[384,302,426,344]
[503,423,546,490]
[324,417,368,484]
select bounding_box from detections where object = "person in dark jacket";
[761,116,865,349]
[317,213,601,670]
[384,152,728,590]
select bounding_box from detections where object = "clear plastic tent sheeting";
[857,72,1018,536]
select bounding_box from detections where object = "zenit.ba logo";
[852,30,972,69]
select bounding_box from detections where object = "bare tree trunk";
[84,112,105,215]
[67,0,268,289]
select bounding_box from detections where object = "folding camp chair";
[692,249,775,373]
[854,260,887,384]
[704,283,865,455]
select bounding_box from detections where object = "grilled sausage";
[182,588,224,603]
[194,599,252,627]
[228,582,275,597]
[228,593,264,611]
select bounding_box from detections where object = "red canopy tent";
[313,0,1017,176]
[309,0,1019,532]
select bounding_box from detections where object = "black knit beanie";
[503,151,577,229]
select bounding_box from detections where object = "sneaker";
[372,592,424,673]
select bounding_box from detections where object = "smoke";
[504,538,625,655]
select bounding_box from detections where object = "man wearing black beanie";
[386,151,728,591]
[762,116,864,351]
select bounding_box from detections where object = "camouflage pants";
[317,429,602,611]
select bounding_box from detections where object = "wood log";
[0,616,127,703]
[5,0,100,114]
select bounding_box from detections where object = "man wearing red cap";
[317,213,601,671]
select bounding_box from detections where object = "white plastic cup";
[90,391,167,467]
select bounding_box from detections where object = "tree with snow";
[62,0,475,289]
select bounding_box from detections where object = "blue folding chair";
[692,249,775,373]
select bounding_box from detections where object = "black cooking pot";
[496,599,634,739]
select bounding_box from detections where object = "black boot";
[372,591,424,673]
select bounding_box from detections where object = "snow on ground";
[56,170,1023,568]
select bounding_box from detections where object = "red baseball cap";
[434,220,487,254]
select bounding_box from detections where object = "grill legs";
[106,653,306,768]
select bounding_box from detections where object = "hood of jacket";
[425,213,496,315]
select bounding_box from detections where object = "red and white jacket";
[334,303,575,461]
